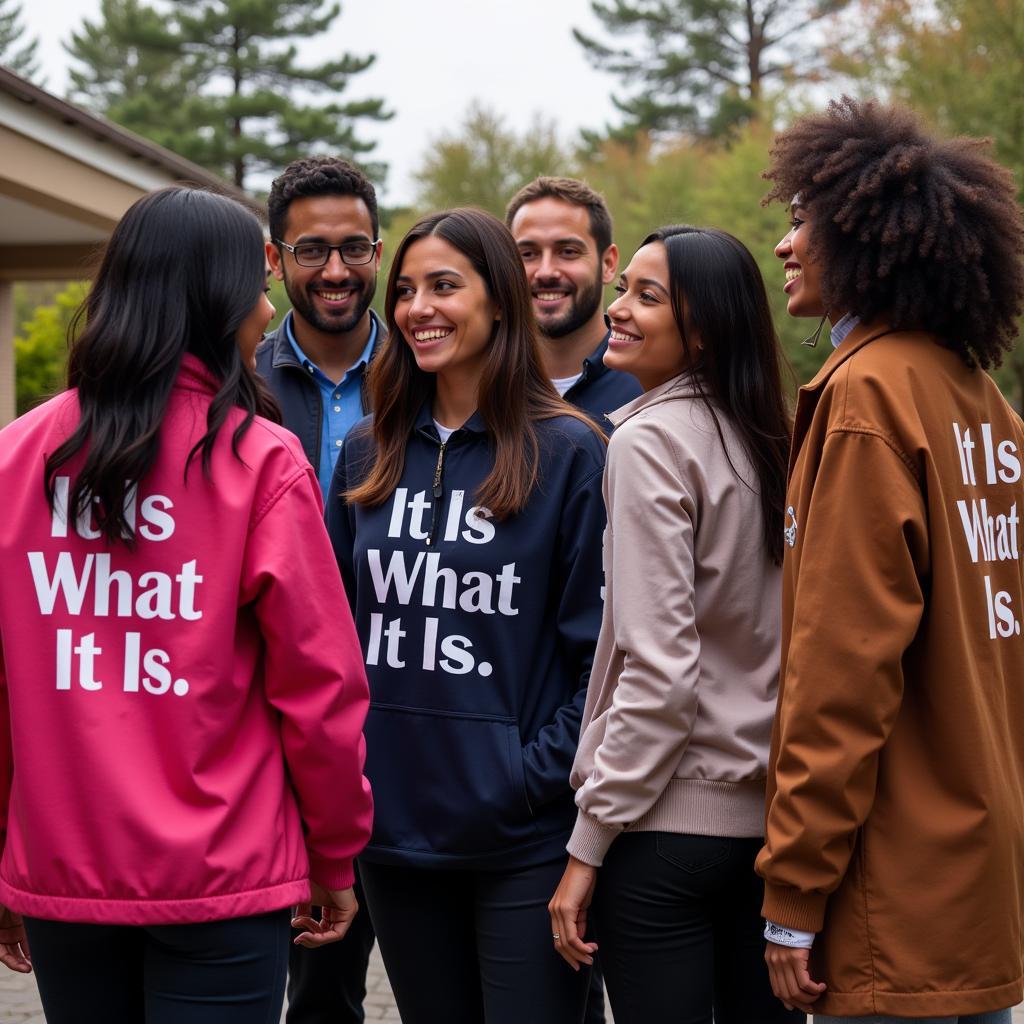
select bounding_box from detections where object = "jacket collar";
[607,370,700,429]
[802,320,898,396]
[413,398,488,439]
[788,320,899,475]
[266,308,386,372]
[577,328,613,385]
[175,353,221,395]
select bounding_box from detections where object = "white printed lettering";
[135,572,175,620]
[29,552,94,615]
[439,634,474,674]
[368,549,425,605]
[952,423,977,486]
[998,440,1022,484]
[139,495,175,541]
[463,506,495,545]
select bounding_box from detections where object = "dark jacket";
[254,310,385,476]
[327,406,607,870]
[564,331,642,432]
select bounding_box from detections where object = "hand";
[291,882,358,948]
[548,856,599,971]
[0,905,31,974]
[765,941,826,1012]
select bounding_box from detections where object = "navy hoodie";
[327,404,606,870]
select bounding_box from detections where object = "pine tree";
[66,0,390,189]
[0,0,42,81]
[66,0,199,156]
[574,0,850,140]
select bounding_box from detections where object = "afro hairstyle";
[764,96,1024,369]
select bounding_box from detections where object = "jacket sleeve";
[0,629,10,857]
[756,429,927,932]
[241,464,373,891]
[567,419,702,865]
[520,452,607,810]
[325,445,358,608]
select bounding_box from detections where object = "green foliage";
[0,0,41,80]
[65,0,197,155]
[14,283,88,416]
[832,0,1024,410]
[66,0,391,189]
[399,102,829,396]
[574,0,850,141]
[836,0,1023,185]
[413,104,573,217]
[265,273,291,333]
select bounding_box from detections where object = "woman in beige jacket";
[549,226,795,1023]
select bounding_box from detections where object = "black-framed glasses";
[274,238,380,268]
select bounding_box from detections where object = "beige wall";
[0,126,142,233]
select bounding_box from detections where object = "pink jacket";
[0,355,372,925]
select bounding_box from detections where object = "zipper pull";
[426,440,447,546]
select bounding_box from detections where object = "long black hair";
[44,186,279,544]
[645,225,791,565]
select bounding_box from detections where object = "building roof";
[0,65,238,194]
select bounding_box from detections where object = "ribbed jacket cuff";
[306,855,355,893]
[566,812,620,867]
[761,883,828,933]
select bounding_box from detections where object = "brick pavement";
[1,950,1022,1022]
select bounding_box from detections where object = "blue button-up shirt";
[830,312,860,348]
[284,312,377,498]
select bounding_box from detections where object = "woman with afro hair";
[755,96,1024,1023]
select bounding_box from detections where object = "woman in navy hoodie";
[328,208,607,1024]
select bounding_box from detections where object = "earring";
[801,315,828,348]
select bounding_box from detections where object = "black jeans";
[24,909,290,1024]
[592,832,805,1024]
[286,865,376,1023]
[361,856,591,1024]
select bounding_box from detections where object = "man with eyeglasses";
[257,156,382,1023]
[259,156,384,501]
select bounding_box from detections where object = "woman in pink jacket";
[0,186,373,1023]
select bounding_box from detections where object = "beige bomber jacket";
[567,372,783,866]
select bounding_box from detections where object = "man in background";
[258,156,384,499]
[508,175,639,1024]
[258,155,383,1023]
[507,176,641,431]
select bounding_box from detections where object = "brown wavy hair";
[763,96,1024,369]
[346,208,604,517]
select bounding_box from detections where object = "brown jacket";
[757,323,1024,1016]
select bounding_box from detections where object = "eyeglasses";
[274,238,380,268]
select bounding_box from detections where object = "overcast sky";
[23,0,623,205]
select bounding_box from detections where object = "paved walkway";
[0,947,1021,1022]
[0,946,402,1023]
